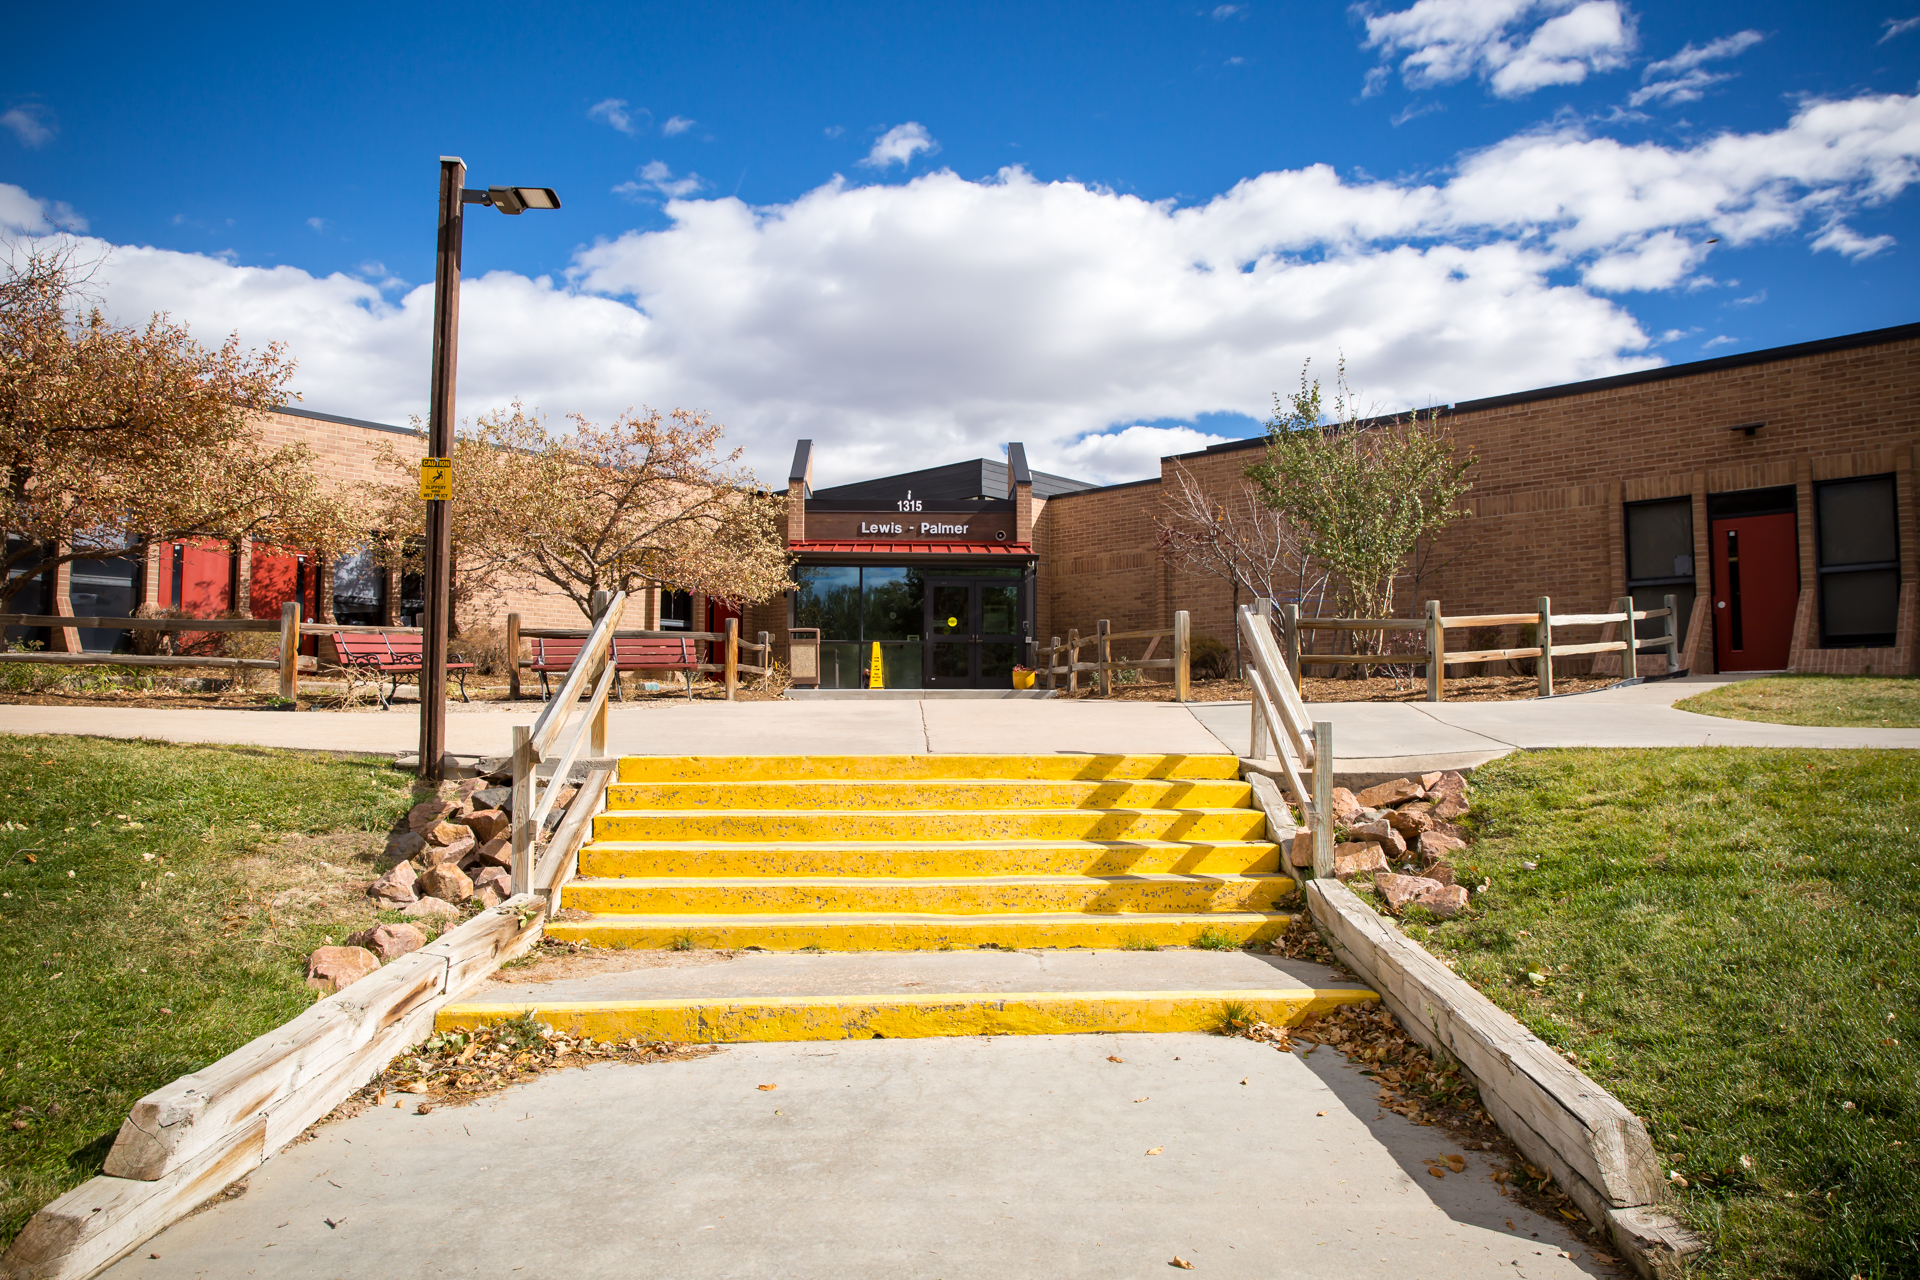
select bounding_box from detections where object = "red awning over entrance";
[788,540,1033,555]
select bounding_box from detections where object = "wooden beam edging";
[1303,879,1705,1279]
[2,897,547,1280]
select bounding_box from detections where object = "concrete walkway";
[103,1032,1607,1280]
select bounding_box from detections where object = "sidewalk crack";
[1404,701,1518,749]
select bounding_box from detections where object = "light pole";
[420,156,561,780]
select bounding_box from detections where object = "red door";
[164,539,232,615]
[1711,513,1798,671]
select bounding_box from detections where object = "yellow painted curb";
[615,754,1244,783]
[563,874,1298,916]
[545,911,1290,951]
[577,840,1282,879]
[605,778,1253,812]
[436,987,1380,1042]
[593,808,1269,844]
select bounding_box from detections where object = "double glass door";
[926,578,1022,687]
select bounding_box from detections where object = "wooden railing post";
[1425,599,1445,703]
[510,724,535,897]
[1173,611,1190,702]
[1095,619,1111,697]
[1066,628,1080,694]
[758,631,772,689]
[589,592,612,753]
[1664,593,1680,674]
[1537,595,1554,698]
[725,617,739,701]
[1312,719,1334,879]
[1281,602,1301,687]
[277,601,300,703]
[506,612,522,700]
[1249,604,1270,758]
[1619,595,1638,682]
[1047,636,1060,691]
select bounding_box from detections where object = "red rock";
[454,778,489,800]
[473,882,506,909]
[1427,771,1471,819]
[383,831,426,863]
[418,862,473,904]
[1354,778,1424,809]
[1419,830,1468,863]
[1386,808,1433,840]
[1418,771,1444,790]
[461,836,512,871]
[1289,831,1314,868]
[465,808,510,843]
[401,897,460,920]
[471,866,512,907]
[406,799,461,833]
[419,834,476,867]
[1333,842,1389,882]
[1374,872,1469,918]
[305,946,380,994]
[424,820,471,847]
[345,923,427,961]
[1425,860,1457,886]
[1349,819,1407,858]
[368,862,418,905]
[1417,883,1469,918]
[1329,787,1363,824]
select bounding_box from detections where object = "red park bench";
[330,632,473,708]
[528,634,703,700]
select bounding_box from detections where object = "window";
[332,547,386,626]
[1816,475,1900,648]
[659,589,695,630]
[1624,498,1696,652]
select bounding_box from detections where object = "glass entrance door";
[925,578,1022,687]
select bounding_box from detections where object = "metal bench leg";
[457,670,469,703]
[540,671,551,701]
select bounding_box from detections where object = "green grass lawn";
[0,736,418,1249]
[1392,748,1920,1278]
[1675,676,1920,728]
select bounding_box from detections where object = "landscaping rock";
[465,808,510,843]
[1373,871,1468,918]
[1419,883,1469,918]
[346,923,427,961]
[1427,771,1471,819]
[462,836,513,871]
[419,862,473,904]
[419,833,476,867]
[1385,807,1433,840]
[472,866,512,907]
[1418,830,1468,863]
[1333,842,1389,882]
[1329,787,1362,824]
[474,786,511,812]
[1289,831,1314,868]
[368,861,419,905]
[1424,860,1457,886]
[1355,777,1423,809]
[400,896,461,920]
[1418,771,1444,791]
[407,799,462,833]
[1349,819,1407,858]
[424,819,471,847]
[382,830,427,864]
[455,778,489,800]
[305,946,380,994]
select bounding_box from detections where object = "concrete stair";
[439,753,1377,1042]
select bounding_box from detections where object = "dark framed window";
[1816,474,1900,648]
[1624,497,1696,652]
[660,589,695,630]
[332,545,386,626]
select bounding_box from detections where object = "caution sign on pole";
[419,457,453,501]
[869,641,884,689]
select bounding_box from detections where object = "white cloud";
[1360,0,1635,98]
[1629,69,1729,107]
[1702,334,1736,348]
[306,217,328,233]
[662,115,696,136]
[588,98,643,135]
[1632,29,1763,106]
[860,123,938,169]
[1212,4,1245,18]
[6,90,1917,487]
[0,183,85,234]
[1,104,55,148]
[824,125,846,138]
[613,161,705,201]
[1881,15,1920,42]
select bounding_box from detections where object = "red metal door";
[165,539,232,614]
[1711,513,1798,671]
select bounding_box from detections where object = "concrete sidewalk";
[103,1033,1605,1280]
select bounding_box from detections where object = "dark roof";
[1172,318,1920,464]
[273,405,417,437]
[813,457,1097,501]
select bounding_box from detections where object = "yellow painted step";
[615,753,1243,784]
[546,910,1290,952]
[562,873,1298,916]
[437,987,1378,1043]
[593,808,1269,844]
[578,840,1282,879]
[605,778,1253,812]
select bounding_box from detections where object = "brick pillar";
[50,549,79,652]
[1690,475,1713,674]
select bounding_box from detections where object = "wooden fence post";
[758,631,772,690]
[510,724,534,897]
[1425,599,1445,703]
[1312,719,1334,880]
[1619,595,1637,682]
[1536,596,1554,698]
[1047,636,1060,691]
[506,612,522,701]
[1281,602,1301,687]
[1664,593,1680,674]
[589,592,610,757]
[725,617,739,701]
[1250,602,1272,758]
[1095,619,1111,697]
[1066,628,1079,694]
[1173,611,1190,703]
[277,601,300,703]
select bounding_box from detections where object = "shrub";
[1189,633,1232,681]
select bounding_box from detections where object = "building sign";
[804,509,1018,543]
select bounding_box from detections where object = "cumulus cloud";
[0,183,85,233]
[588,98,644,135]
[860,123,938,169]
[662,115,696,136]
[1631,28,1763,105]
[6,90,1917,487]
[1360,0,1635,98]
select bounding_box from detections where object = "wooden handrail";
[527,594,628,759]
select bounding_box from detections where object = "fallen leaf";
[1506,1220,1516,1230]
[1170,1257,1196,1270]
[1428,1167,1447,1178]
[1316,1110,1326,1117]
[1146,1146,1164,1155]
[757,1084,778,1091]
[402,1082,429,1094]
[415,1102,433,1115]
[1107,1055,1124,1063]
[1240,1078,1248,1085]
[1445,1154,1466,1172]
[1134,1097,1149,1103]
[323,1218,343,1229]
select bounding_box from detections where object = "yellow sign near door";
[869,642,884,688]
[419,457,453,501]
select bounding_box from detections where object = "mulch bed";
[1080,674,1619,704]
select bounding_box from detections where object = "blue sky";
[3,1,1918,484]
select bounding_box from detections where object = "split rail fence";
[1276,594,1683,702]
[1235,603,1336,879]
[1033,610,1193,700]
[505,612,770,702]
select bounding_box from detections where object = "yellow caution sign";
[869,642,884,688]
[419,457,453,501]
